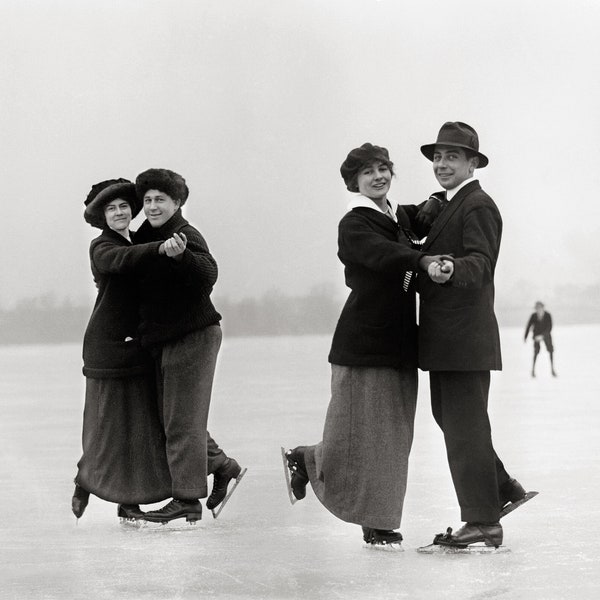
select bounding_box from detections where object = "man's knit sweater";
[133,210,222,348]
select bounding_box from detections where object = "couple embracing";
[284,121,534,550]
[72,168,244,524]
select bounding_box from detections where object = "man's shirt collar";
[446,177,478,201]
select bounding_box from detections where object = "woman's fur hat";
[83,178,139,229]
[340,143,394,192]
[135,168,189,206]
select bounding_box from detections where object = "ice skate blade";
[138,519,201,532]
[280,446,298,505]
[211,467,248,519]
[363,542,404,553]
[417,543,510,554]
[500,491,539,519]
[119,517,146,529]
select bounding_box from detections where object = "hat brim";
[420,143,488,168]
[85,182,141,221]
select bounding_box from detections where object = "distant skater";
[283,143,444,549]
[524,301,556,377]
[417,122,534,549]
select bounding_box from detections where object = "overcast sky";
[1,0,599,310]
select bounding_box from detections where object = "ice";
[0,326,599,599]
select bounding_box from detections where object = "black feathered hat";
[83,178,139,229]
[135,168,189,206]
[340,143,394,192]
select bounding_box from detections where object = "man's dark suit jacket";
[417,180,503,371]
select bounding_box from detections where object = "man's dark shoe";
[435,522,503,548]
[143,499,202,523]
[285,447,309,500]
[71,484,90,519]
[207,458,243,510]
[118,504,145,520]
[362,527,403,547]
[499,477,526,510]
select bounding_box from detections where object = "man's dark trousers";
[429,370,511,523]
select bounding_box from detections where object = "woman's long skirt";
[304,364,417,530]
[75,374,172,505]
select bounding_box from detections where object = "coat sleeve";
[91,239,162,275]
[524,314,534,340]
[338,213,423,274]
[172,226,218,289]
[450,202,501,289]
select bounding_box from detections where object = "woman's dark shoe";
[434,522,503,548]
[71,484,90,519]
[118,504,145,520]
[143,499,202,523]
[284,447,309,500]
[362,527,403,549]
[207,458,243,510]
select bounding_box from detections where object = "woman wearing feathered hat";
[282,144,445,548]
[72,178,176,522]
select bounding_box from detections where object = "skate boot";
[499,478,526,511]
[143,499,202,524]
[71,484,90,519]
[284,447,309,500]
[434,522,503,548]
[362,527,403,550]
[207,458,243,510]
[117,504,145,521]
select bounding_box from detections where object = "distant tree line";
[0,287,343,345]
[2,282,599,346]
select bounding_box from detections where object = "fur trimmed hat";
[84,178,140,229]
[340,143,394,192]
[135,168,189,206]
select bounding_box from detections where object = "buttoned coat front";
[417,180,503,371]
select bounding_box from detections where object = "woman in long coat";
[284,144,441,548]
[72,178,173,521]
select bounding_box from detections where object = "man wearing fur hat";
[417,122,534,549]
[133,168,243,523]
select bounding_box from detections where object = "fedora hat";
[420,121,488,168]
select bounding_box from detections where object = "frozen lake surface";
[1,325,599,599]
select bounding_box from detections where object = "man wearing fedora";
[525,301,557,378]
[417,122,533,548]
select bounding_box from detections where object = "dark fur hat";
[340,143,394,192]
[83,178,140,229]
[135,168,189,206]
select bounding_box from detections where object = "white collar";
[347,194,398,217]
[446,177,478,201]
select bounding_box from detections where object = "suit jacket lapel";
[423,180,481,250]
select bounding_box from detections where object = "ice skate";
[118,504,146,527]
[208,458,247,519]
[499,490,539,518]
[362,527,404,552]
[281,446,309,504]
[418,522,505,554]
[71,484,90,520]
[499,478,538,518]
[143,499,202,524]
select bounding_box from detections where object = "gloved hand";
[415,192,446,229]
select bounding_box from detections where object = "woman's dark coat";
[328,206,424,369]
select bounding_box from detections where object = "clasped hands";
[418,254,454,284]
[158,232,187,259]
